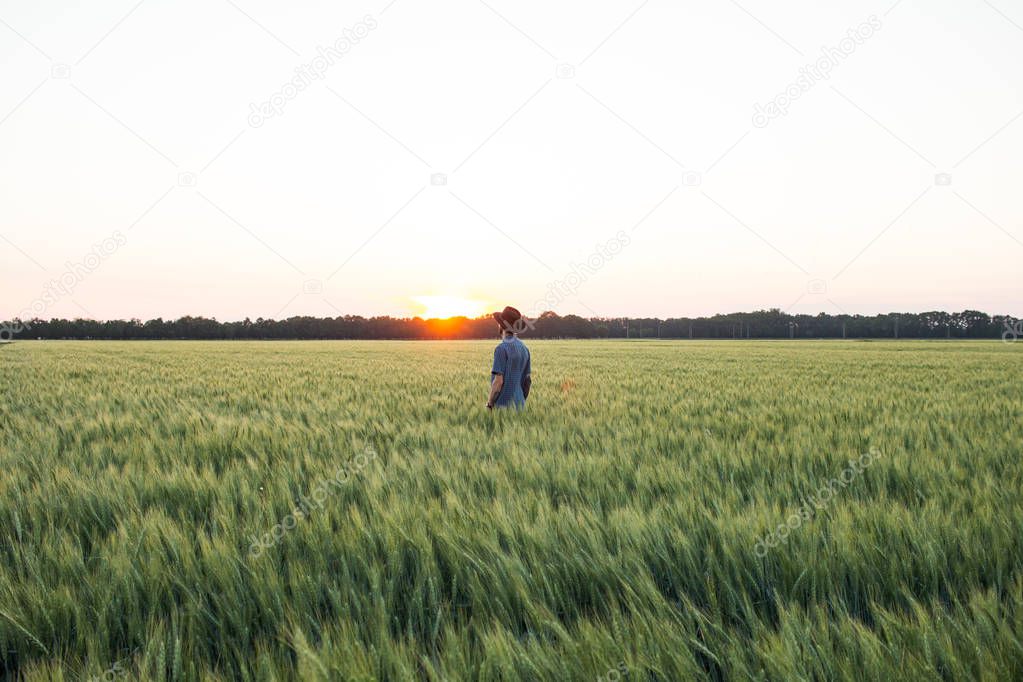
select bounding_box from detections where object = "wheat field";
[1,340,1021,681]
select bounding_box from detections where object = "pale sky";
[1,0,1021,321]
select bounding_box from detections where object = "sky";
[1,0,1021,322]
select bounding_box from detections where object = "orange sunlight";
[411,296,489,320]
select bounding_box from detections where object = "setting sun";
[411,296,489,320]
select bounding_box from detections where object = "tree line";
[2,309,1018,340]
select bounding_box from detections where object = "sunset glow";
[412,296,489,320]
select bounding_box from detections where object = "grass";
[1,339,1021,680]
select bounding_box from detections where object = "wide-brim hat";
[491,306,522,332]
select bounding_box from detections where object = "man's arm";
[521,349,531,400]
[487,373,504,409]
[488,344,506,408]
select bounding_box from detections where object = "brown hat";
[491,306,522,332]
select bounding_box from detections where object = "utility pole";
[842,321,846,339]
[894,316,899,339]
[657,320,662,338]
[689,323,693,339]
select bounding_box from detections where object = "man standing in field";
[486,306,531,410]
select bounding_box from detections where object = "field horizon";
[4,309,1019,343]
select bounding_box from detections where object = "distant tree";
[7,309,1014,341]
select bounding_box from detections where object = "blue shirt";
[491,336,531,408]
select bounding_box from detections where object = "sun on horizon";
[411,296,490,320]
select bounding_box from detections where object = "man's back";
[491,336,530,408]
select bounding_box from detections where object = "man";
[486,306,531,410]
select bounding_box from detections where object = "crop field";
[1,339,1021,681]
